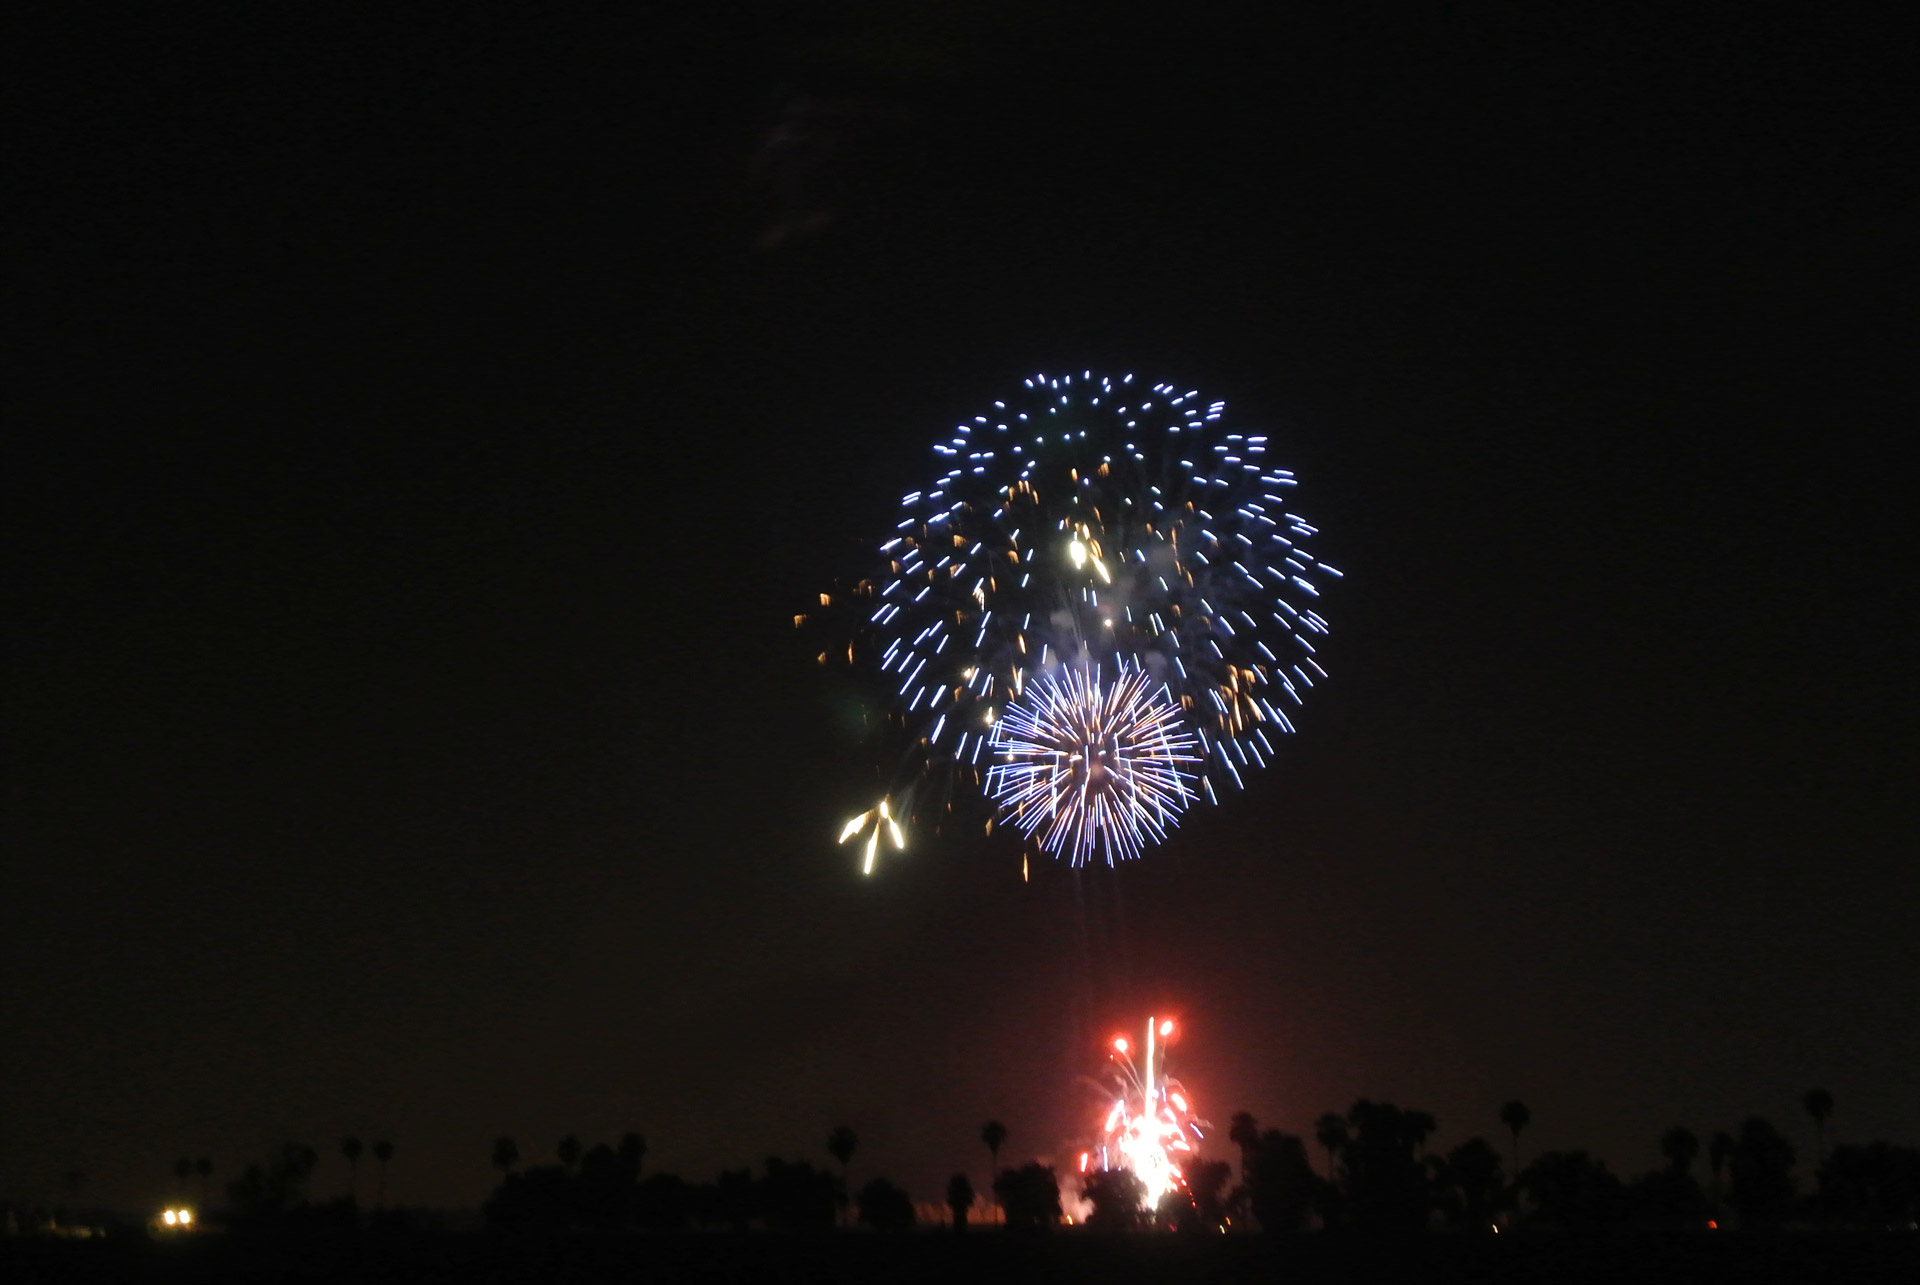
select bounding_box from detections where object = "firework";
[818,371,1337,870]
[836,797,905,875]
[1080,1016,1204,1208]
[986,661,1199,866]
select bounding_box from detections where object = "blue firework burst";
[819,370,1339,870]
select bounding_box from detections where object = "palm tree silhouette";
[1499,1100,1531,1179]
[341,1136,364,1205]
[980,1120,1007,1179]
[1229,1112,1260,1181]
[371,1140,393,1209]
[193,1158,212,1210]
[491,1137,519,1182]
[1313,1112,1349,1183]
[827,1125,858,1226]
[1802,1089,1833,1167]
[975,1114,1006,1221]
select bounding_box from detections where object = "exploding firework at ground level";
[1080,1015,1205,1208]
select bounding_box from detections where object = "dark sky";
[6,4,1914,1213]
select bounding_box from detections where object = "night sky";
[6,5,1913,1214]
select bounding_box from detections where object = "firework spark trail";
[836,798,904,875]
[816,371,1338,870]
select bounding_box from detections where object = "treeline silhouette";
[482,1129,926,1233]
[52,1088,1909,1240]
[467,1091,1913,1236]
[1204,1093,1917,1235]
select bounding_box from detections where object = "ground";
[5,1229,1918,1285]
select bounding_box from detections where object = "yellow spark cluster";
[837,798,905,875]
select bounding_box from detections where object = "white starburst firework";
[986,661,1199,866]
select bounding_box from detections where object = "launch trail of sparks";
[811,371,1339,872]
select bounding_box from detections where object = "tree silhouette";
[173,1157,194,1196]
[557,1135,582,1173]
[1229,1111,1261,1181]
[483,1144,672,1234]
[577,1144,633,1229]
[1660,1126,1700,1176]
[945,1172,975,1231]
[1815,1142,1920,1227]
[827,1125,857,1224]
[980,1120,1007,1179]
[1729,1116,1795,1229]
[993,1162,1061,1228]
[484,1165,573,1231]
[1182,1158,1233,1232]
[760,1156,837,1230]
[1803,1088,1834,1167]
[227,1143,319,1223]
[1434,1137,1505,1231]
[341,1136,363,1206]
[980,1120,1007,1215]
[1313,1112,1349,1183]
[857,1175,915,1231]
[194,1157,212,1210]
[1341,1101,1436,1233]
[1708,1130,1736,1208]
[1521,1151,1625,1230]
[371,1139,393,1209]
[1634,1131,1709,1228]
[1082,1167,1148,1229]
[1245,1130,1318,1234]
[1499,1100,1531,1181]
[635,1172,693,1230]
[713,1168,754,1232]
